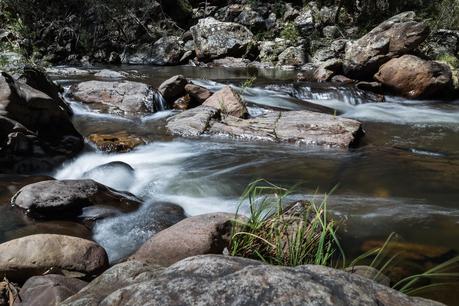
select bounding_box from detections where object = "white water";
[52,77,459,262]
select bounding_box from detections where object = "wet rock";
[331,75,355,84]
[0,72,83,173]
[202,86,248,118]
[11,179,141,219]
[88,132,145,153]
[191,17,254,60]
[15,274,87,306]
[374,55,453,99]
[130,213,235,266]
[45,67,92,77]
[0,174,54,204]
[69,80,160,115]
[184,84,212,105]
[277,46,306,67]
[61,255,443,306]
[345,265,391,287]
[158,75,188,106]
[173,95,191,110]
[93,202,187,262]
[314,59,343,82]
[167,106,364,149]
[122,37,184,65]
[82,161,135,191]
[344,12,430,79]
[0,234,108,283]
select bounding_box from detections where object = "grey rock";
[191,17,254,60]
[11,179,141,219]
[277,46,306,67]
[167,106,364,149]
[202,85,248,118]
[69,80,159,115]
[60,255,444,306]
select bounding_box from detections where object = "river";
[1,65,459,304]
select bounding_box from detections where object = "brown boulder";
[184,84,212,105]
[374,55,453,99]
[0,234,108,283]
[130,213,236,266]
[344,12,429,79]
[158,75,188,106]
[203,86,248,118]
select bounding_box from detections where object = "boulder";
[4,221,92,242]
[191,17,254,60]
[130,213,235,266]
[344,12,429,79]
[11,179,141,219]
[94,69,126,79]
[184,84,212,105]
[60,255,443,306]
[0,234,108,283]
[374,55,453,99]
[88,132,145,153]
[258,39,291,65]
[15,274,87,306]
[277,46,306,67]
[60,260,163,306]
[158,75,188,106]
[0,72,83,173]
[69,81,161,115]
[122,37,184,65]
[167,106,364,149]
[202,86,248,118]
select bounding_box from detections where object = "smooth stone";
[11,179,141,219]
[0,234,108,283]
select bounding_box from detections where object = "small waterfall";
[145,88,168,112]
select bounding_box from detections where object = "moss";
[437,54,459,68]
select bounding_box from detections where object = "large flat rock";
[166,106,364,149]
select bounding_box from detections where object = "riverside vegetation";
[0,0,459,305]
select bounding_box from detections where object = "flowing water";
[1,65,459,303]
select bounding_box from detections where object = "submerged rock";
[167,106,364,149]
[344,12,429,79]
[130,213,235,266]
[11,179,141,219]
[61,255,443,306]
[374,55,453,99]
[0,234,108,283]
[88,132,145,153]
[191,17,254,60]
[16,274,87,306]
[69,80,162,115]
[82,161,135,191]
[202,85,248,118]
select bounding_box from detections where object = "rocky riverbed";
[0,1,459,305]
